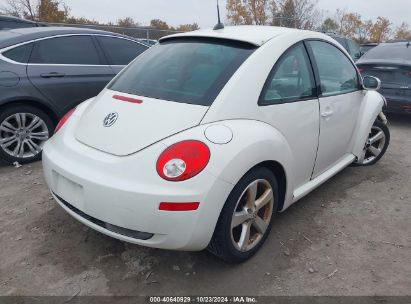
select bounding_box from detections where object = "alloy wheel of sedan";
[0,113,49,159]
[0,106,53,164]
[231,179,274,252]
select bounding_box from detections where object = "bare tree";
[0,0,25,17]
[0,0,68,22]
[320,17,339,33]
[273,0,320,30]
[394,22,411,40]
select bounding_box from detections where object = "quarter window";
[2,43,34,63]
[260,43,316,105]
[97,36,147,65]
[30,36,100,65]
[308,41,359,96]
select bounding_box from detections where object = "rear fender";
[352,91,385,157]
[162,119,295,210]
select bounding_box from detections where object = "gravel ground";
[0,114,410,296]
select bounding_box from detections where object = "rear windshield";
[363,43,411,61]
[108,38,256,106]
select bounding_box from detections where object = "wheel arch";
[351,91,385,158]
[0,99,59,126]
[255,160,287,211]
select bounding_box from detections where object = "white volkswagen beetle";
[42,26,390,263]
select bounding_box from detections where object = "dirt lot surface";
[0,115,410,297]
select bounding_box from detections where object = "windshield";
[108,38,256,106]
[362,43,411,61]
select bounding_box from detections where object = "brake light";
[113,94,143,104]
[156,140,210,181]
[55,108,76,133]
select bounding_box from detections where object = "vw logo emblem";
[103,112,118,127]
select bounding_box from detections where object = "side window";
[308,41,359,96]
[30,36,101,65]
[2,43,34,63]
[97,36,147,65]
[260,43,316,105]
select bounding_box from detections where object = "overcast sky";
[2,0,410,28]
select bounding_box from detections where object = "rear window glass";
[363,44,411,61]
[108,38,256,106]
[2,43,33,63]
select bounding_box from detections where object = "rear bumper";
[42,116,234,251]
[384,98,411,114]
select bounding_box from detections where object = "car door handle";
[40,72,66,78]
[321,110,334,118]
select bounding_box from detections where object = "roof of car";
[0,15,38,24]
[0,26,140,49]
[357,42,411,65]
[160,25,323,46]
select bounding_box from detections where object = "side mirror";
[363,75,381,91]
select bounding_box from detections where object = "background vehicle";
[357,42,411,114]
[0,27,149,164]
[137,38,158,47]
[360,43,379,54]
[42,26,389,263]
[0,15,46,30]
[326,32,362,61]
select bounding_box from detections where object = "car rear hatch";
[74,37,256,156]
[75,89,208,156]
[358,63,411,99]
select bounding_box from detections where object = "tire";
[0,104,54,164]
[354,119,390,166]
[208,167,279,263]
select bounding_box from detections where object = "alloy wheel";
[358,125,386,165]
[0,113,50,159]
[230,179,274,252]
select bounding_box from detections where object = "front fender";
[352,91,385,158]
[162,119,295,209]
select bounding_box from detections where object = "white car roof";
[160,25,316,46]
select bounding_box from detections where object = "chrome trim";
[0,33,146,66]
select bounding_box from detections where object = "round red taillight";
[55,108,76,134]
[156,140,210,181]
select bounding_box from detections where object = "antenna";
[213,0,224,30]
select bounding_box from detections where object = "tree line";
[0,0,199,32]
[1,0,410,42]
[226,0,410,43]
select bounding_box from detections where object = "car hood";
[75,89,208,156]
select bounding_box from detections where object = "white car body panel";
[42,26,385,251]
[312,91,363,177]
[75,89,208,156]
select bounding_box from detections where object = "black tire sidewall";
[0,104,54,164]
[209,167,279,263]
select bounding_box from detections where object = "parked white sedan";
[42,26,390,263]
